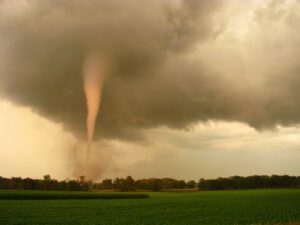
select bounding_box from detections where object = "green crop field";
[0,189,300,225]
[0,189,149,200]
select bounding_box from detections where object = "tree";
[102,179,113,189]
[79,176,86,184]
[43,175,51,181]
[113,176,135,191]
[186,180,196,189]
[124,176,135,191]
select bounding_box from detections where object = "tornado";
[82,53,108,162]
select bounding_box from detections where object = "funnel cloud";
[83,53,109,160]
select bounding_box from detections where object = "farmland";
[0,189,300,225]
[0,189,148,200]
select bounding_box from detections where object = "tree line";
[94,177,196,191]
[198,175,300,190]
[1,175,299,191]
[0,175,196,191]
[0,175,91,191]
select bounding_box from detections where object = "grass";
[0,190,149,200]
[0,189,300,225]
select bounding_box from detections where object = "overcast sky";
[1,0,300,181]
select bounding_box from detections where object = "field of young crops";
[0,189,300,225]
[0,189,148,200]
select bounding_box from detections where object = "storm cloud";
[1,0,300,141]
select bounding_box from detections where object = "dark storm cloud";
[1,0,300,141]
